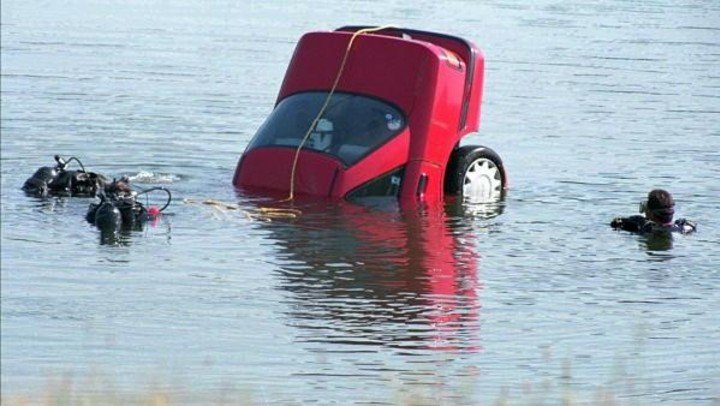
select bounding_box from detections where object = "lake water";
[2,1,719,404]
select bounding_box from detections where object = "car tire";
[445,145,506,204]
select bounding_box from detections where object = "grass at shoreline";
[1,374,627,406]
[1,373,255,406]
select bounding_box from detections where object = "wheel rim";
[462,157,503,204]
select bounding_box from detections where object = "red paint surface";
[234,27,485,205]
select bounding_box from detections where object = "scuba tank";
[92,194,123,231]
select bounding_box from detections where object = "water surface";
[2,0,719,404]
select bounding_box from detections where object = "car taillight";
[442,50,464,71]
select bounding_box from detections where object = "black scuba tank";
[93,201,123,231]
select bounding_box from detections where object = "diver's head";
[641,189,675,225]
[22,166,58,197]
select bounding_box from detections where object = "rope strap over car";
[284,24,397,202]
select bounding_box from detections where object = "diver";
[86,177,170,231]
[22,155,107,198]
[610,189,696,234]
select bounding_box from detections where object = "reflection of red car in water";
[233,26,507,207]
[261,200,488,352]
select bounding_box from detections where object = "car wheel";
[446,145,506,204]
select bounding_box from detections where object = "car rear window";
[247,91,406,166]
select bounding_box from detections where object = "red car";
[233,26,507,207]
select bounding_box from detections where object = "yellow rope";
[183,198,302,221]
[283,25,396,202]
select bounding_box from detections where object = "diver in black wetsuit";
[610,189,696,234]
[22,155,107,198]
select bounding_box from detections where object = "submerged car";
[233,26,507,207]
